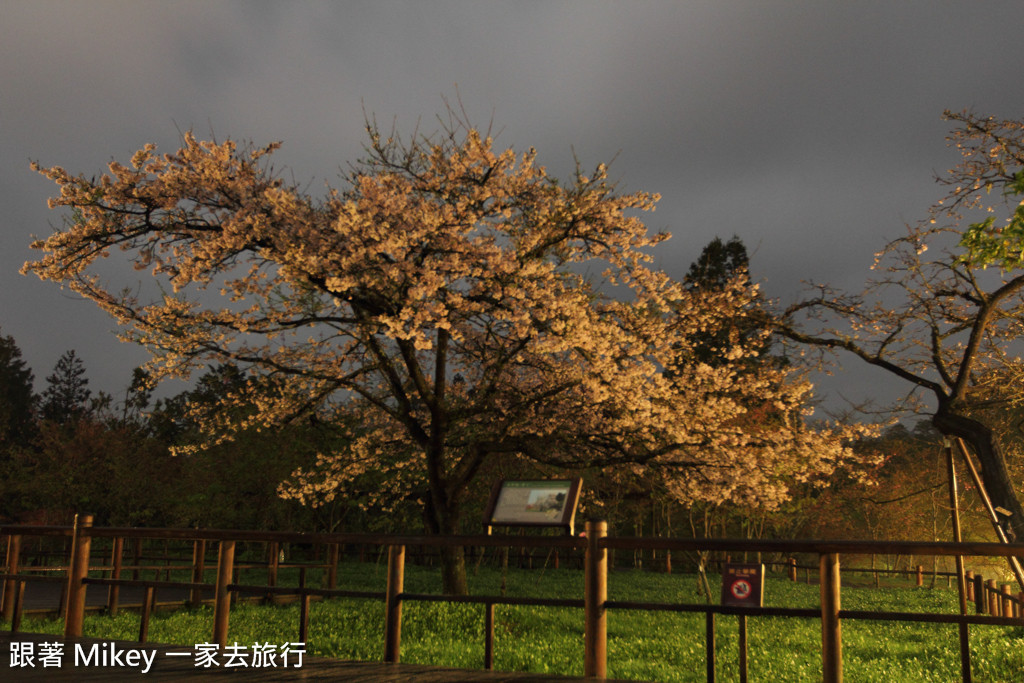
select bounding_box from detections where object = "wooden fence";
[3,515,1024,682]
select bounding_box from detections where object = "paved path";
[0,633,638,682]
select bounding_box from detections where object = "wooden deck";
[0,633,640,681]
[8,579,193,615]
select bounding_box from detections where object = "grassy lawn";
[5,559,1023,681]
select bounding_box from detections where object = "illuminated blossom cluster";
[772,109,1024,545]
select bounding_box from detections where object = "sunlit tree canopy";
[24,115,866,590]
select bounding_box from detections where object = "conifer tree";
[41,350,91,425]
[0,330,36,449]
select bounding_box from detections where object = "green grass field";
[5,560,1023,681]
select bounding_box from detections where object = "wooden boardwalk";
[10,580,193,615]
[0,633,640,681]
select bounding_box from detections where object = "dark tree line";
[0,337,322,530]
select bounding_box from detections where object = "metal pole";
[484,601,495,670]
[738,614,748,683]
[584,519,608,679]
[705,611,716,683]
[946,441,972,682]
[955,439,1024,590]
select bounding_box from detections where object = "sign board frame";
[720,563,765,608]
[483,479,582,536]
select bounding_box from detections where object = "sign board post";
[483,479,582,535]
[721,563,763,683]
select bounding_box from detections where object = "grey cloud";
[4,1,1024,411]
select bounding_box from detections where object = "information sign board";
[483,479,582,535]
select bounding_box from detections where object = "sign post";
[721,563,764,683]
[481,479,584,671]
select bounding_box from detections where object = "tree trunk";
[435,508,469,594]
[440,545,469,595]
[932,407,1024,543]
[422,490,470,595]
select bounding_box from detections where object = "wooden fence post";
[190,538,207,606]
[327,543,339,590]
[974,574,985,614]
[788,557,797,582]
[212,540,236,648]
[266,541,280,603]
[383,544,405,663]
[987,579,999,617]
[64,513,94,638]
[584,519,608,679]
[819,553,842,683]
[484,601,495,670]
[2,534,22,621]
[139,586,155,643]
[10,580,25,634]
[268,542,280,584]
[132,537,142,581]
[108,537,124,616]
[1000,585,1013,618]
[299,594,311,644]
[57,580,67,619]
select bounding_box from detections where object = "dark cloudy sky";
[3,1,1024,411]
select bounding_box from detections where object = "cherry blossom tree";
[772,110,1024,546]
[24,114,863,592]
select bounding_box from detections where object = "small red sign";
[721,564,764,607]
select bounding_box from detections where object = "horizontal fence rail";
[3,515,1024,682]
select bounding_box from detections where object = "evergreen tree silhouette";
[42,350,91,424]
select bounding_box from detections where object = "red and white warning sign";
[721,564,764,607]
[730,578,752,600]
